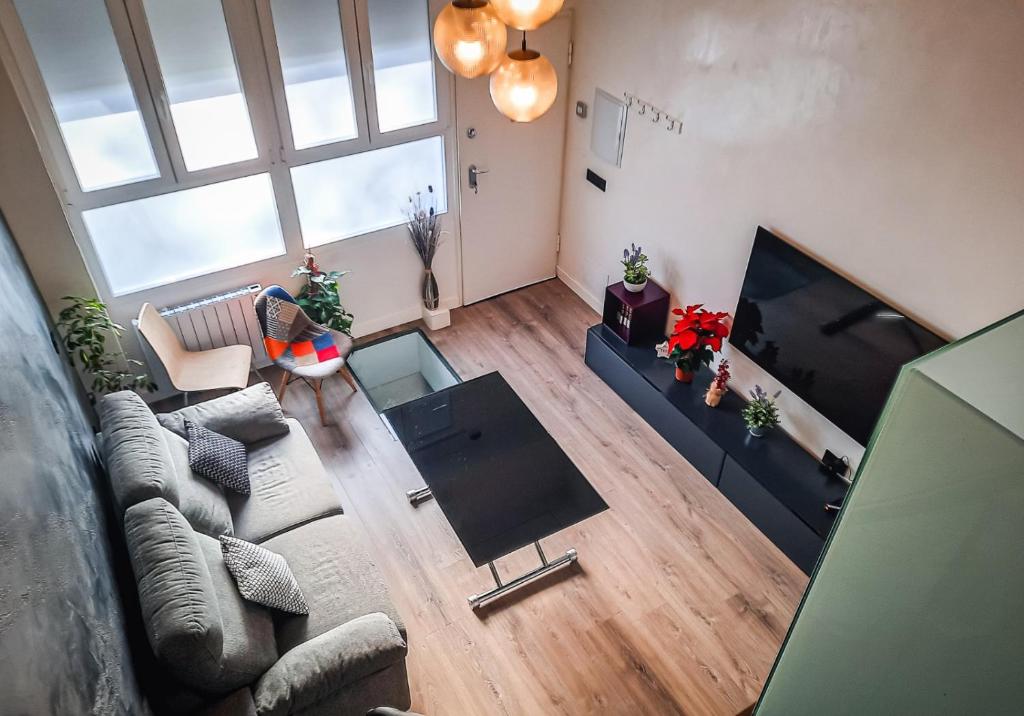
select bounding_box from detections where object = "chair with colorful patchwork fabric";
[254,285,357,426]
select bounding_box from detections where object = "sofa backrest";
[124,498,277,695]
[99,391,181,511]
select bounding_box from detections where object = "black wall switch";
[586,169,607,192]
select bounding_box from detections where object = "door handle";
[468,164,489,194]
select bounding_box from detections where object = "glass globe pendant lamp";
[489,35,558,122]
[489,0,564,31]
[433,0,508,79]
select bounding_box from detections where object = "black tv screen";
[731,227,946,445]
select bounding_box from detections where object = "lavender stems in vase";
[405,186,443,310]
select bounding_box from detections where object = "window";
[141,0,258,171]
[82,174,285,295]
[367,0,438,132]
[270,0,358,149]
[14,0,158,191]
[3,0,450,296]
[292,136,447,246]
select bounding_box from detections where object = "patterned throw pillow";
[219,536,309,615]
[185,420,251,496]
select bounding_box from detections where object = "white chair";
[137,302,252,404]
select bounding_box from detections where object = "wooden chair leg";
[339,364,358,392]
[313,379,328,426]
[277,370,291,402]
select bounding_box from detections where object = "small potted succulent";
[742,385,782,437]
[656,304,730,383]
[621,243,651,293]
[705,359,731,407]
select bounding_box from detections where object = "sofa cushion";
[253,613,407,716]
[124,498,277,694]
[229,419,344,543]
[99,391,179,513]
[220,536,309,615]
[164,430,234,537]
[158,383,290,445]
[262,515,404,654]
[186,420,251,496]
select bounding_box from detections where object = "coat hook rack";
[623,92,683,135]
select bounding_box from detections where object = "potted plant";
[406,186,444,310]
[292,253,354,335]
[56,296,156,402]
[656,304,730,383]
[742,385,782,437]
[705,359,730,407]
[621,244,651,293]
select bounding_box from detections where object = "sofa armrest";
[253,613,408,716]
[158,383,289,445]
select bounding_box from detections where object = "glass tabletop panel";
[383,372,608,566]
[347,329,460,413]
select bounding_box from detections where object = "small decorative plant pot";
[623,278,647,293]
[674,366,694,383]
[748,425,768,438]
[705,387,725,407]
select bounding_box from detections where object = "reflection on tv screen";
[731,228,946,445]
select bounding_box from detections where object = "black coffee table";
[383,371,608,608]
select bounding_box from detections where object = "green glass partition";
[755,310,1024,714]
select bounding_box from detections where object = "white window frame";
[0,0,455,301]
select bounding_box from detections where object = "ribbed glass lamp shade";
[489,0,564,31]
[489,49,558,122]
[433,0,508,79]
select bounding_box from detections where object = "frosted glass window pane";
[367,0,437,132]
[14,0,159,191]
[271,0,357,149]
[142,0,258,171]
[82,174,285,295]
[292,136,446,246]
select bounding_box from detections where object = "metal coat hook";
[621,91,683,136]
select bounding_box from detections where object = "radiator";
[157,284,270,368]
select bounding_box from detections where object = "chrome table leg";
[467,542,578,609]
[407,486,433,505]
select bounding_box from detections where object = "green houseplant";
[56,296,155,401]
[742,385,782,437]
[621,243,651,292]
[293,253,354,335]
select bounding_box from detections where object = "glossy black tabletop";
[384,372,608,566]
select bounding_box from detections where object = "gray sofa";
[98,384,411,716]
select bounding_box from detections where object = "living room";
[0,1,1021,715]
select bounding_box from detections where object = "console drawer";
[718,456,823,574]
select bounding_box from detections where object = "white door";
[456,15,572,305]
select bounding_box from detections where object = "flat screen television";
[731,227,947,445]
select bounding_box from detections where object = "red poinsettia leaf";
[671,308,685,316]
[672,330,699,351]
[705,335,723,352]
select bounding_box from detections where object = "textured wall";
[0,214,150,714]
[557,0,1024,469]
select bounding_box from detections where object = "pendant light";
[489,0,564,31]
[489,34,558,122]
[433,0,508,79]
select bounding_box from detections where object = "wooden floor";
[268,280,807,715]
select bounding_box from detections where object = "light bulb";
[490,0,564,30]
[433,1,508,79]
[489,49,558,122]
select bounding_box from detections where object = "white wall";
[557,0,1024,468]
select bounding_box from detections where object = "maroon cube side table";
[601,280,670,346]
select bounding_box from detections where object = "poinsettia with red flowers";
[657,304,731,374]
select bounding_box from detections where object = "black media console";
[585,324,849,574]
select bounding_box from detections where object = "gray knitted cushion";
[185,420,250,496]
[220,535,309,615]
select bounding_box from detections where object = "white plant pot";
[623,278,647,293]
